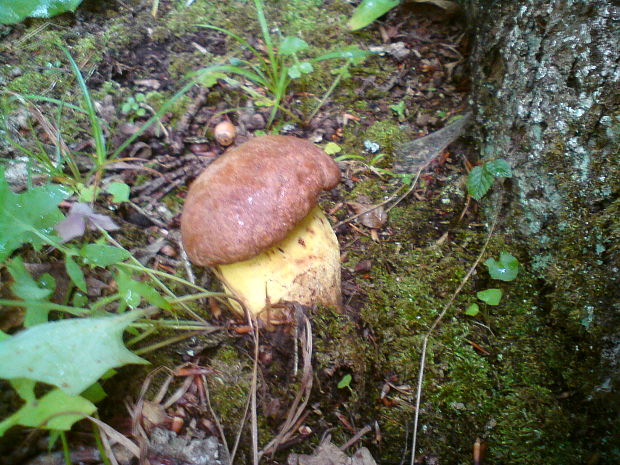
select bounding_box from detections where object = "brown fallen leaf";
[348,201,388,229]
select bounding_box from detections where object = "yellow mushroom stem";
[214,206,341,317]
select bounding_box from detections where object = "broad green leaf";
[106,182,130,203]
[66,255,87,293]
[0,0,84,24]
[476,288,503,305]
[0,168,69,261]
[348,0,399,31]
[465,303,480,316]
[279,36,309,55]
[0,311,147,396]
[484,252,520,282]
[0,387,95,436]
[467,165,494,200]
[7,257,52,301]
[81,244,130,267]
[484,159,512,178]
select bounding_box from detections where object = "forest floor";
[0,1,613,464]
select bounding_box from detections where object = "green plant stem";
[92,422,112,465]
[133,330,202,355]
[99,229,207,322]
[125,326,156,347]
[306,63,348,123]
[60,431,71,465]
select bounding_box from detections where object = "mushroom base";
[214,207,341,318]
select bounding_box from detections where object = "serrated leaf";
[476,288,503,305]
[0,169,68,261]
[0,0,84,24]
[0,387,96,436]
[467,165,495,200]
[348,0,400,31]
[80,244,130,267]
[465,303,480,316]
[0,311,147,396]
[8,257,52,301]
[484,252,520,282]
[106,182,130,203]
[484,159,512,178]
[279,36,309,55]
[66,255,87,293]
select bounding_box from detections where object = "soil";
[0,1,614,465]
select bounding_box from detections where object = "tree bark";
[464,0,619,455]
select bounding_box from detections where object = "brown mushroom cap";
[181,135,341,266]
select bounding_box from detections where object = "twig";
[409,191,503,464]
[339,424,372,451]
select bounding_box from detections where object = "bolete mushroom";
[181,135,341,317]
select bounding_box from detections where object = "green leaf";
[484,159,512,178]
[0,0,84,24]
[324,142,342,155]
[77,183,96,202]
[80,382,107,403]
[476,288,503,305]
[81,244,130,267]
[116,269,170,310]
[66,256,87,293]
[467,165,495,200]
[484,252,520,282]
[337,374,352,389]
[0,169,69,261]
[288,61,313,79]
[7,257,52,301]
[465,303,480,316]
[288,64,302,79]
[348,0,400,31]
[0,311,147,396]
[0,387,96,436]
[279,36,309,55]
[390,100,406,119]
[313,47,374,65]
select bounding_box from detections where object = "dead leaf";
[348,202,388,229]
[55,203,120,242]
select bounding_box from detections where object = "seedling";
[197,0,373,125]
[390,100,406,121]
[337,373,354,393]
[467,158,512,200]
[465,253,519,316]
[121,93,147,120]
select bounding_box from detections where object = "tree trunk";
[464,0,619,459]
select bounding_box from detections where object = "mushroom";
[180,135,341,317]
